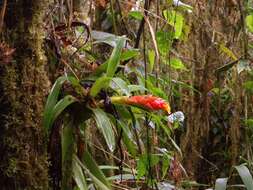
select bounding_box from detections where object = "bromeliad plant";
[43,34,179,190]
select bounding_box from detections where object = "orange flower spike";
[113,95,171,114]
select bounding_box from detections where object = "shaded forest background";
[0,0,253,190]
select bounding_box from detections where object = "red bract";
[127,95,171,113]
[111,95,171,113]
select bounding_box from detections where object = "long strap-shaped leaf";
[90,76,111,97]
[43,76,68,130]
[106,37,125,77]
[46,95,78,132]
[62,119,75,190]
[92,108,115,152]
[72,156,88,190]
[234,164,253,190]
[90,37,125,97]
[82,151,111,188]
[74,155,111,190]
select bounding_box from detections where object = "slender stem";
[142,2,155,187]
[110,0,118,34]
[128,108,143,155]
[238,0,248,58]
[134,0,151,48]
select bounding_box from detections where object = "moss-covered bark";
[0,0,51,189]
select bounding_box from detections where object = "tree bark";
[179,0,244,183]
[0,0,51,189]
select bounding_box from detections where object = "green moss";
[0,0,52,189]
[5,158,18,177]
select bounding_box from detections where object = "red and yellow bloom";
[111,95,171,114]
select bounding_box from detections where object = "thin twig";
[0,0,7,34]
[115,0,131,35]
[89,142,135,171]
[238,0,248,59]
[110,0,118,34]
[134,0,151,48]
[144,15,160,79]
[61,58,79,80]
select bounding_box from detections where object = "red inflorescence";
[126,95,171,113]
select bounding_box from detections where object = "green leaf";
[110,77,130,96]
[82,151,110,188]
[243,81,253,93]
[152,114,171,137]
[91,30,127,47]
[120,49,139,61]
[72,156,88,190]
[74,155,111,190]
[146,79,167,99]
[48,95,78,131]
[137,154,160,179]
[107,174,138,181]
[99,165,134,173]
[181,24,191,41]
[219,43,237,61]
[162,154,170,179]
[62,120,75,165]
[43,76,68,130]
[93,61,108,77]
[171,80,200,94]
[234,164,253,190]
[67,76,84,96]
[128,11,143,20]
[156,31,173,56]
[137,157,146,179]
[167,58,187,70]
[61,119,75,190]
[90,76,111,97]
[245,119,253,128]
[118,120,137,157]
[167,0,173,6]
[148,50,155,72]
[46,95,78,132]
[246,14,253,33]
[128,85,146,93]
[106,37,125,77]
[92,109,115,152]
[169,136,182,157]
[163,10,184,39]
[214,178,228,190]
[214,59,239,75]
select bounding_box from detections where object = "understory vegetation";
[1,0,253,189]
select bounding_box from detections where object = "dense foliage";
[1,0,253,189]
[42,0,253,189]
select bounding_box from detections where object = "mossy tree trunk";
[0,0,51,189]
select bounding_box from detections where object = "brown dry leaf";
[95,0,109,8]
[0,42,15,64]
[169,155,183,185]
[122,0,136,15]
[125,0,135,13]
